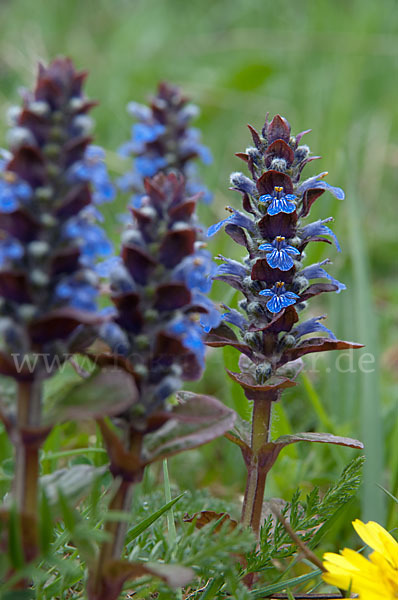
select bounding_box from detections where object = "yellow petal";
[353,519,398,568]
[322,571,353,590]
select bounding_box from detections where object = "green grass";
[0,0,397,548]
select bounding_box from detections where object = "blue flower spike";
[259,235,300,271]
[0,57,116,374]
[259,186,297,216]
[259,281,300,313]
[101,170,220,420]
[118,82,213,206]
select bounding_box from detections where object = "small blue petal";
[208,217,230,237]
[55,279,98,312]
[214,256,247,279]
[298,174,345,200]
[267,196,296,216]
[284,291,300,301]
[301,218,341,252]
[259,243,274,252]
[266,249,295,271]
[300,260,346,293]
[197,145,213,165]
[259,289,273,297]
[69,145,115,205]
[95,256,123,277]
[207,209,254,237]
[0,237,24,265]
[169,317,206,366]
[293,316,337,341]
[266,295,285,313]
[132,123,165,143]
[173,250,216,293]
[258,194,273,203]
[221,306,248,331]
[135,156,167,177]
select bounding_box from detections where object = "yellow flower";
[322,519,398,599]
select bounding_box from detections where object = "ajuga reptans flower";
[118,82,212,208]
[0,58,114,381]
[208,114,361,400]
[97,172,219,424]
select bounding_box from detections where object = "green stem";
[241,397,273,537]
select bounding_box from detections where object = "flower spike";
[207,113,362,396]
[206,112,363,541]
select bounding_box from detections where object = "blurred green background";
[0,0,397,541]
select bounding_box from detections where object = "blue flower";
[197,144,213,165]
[214,256,248,279]
[132,122,165,144]
[173,249,216,293]
[191,291,222,333]
[300,217,341,252]
[0,170,32,213]
[186,179,213,204]
[95,256,123,277]
[168,316,205,366]
[221,305,248,330]
[298,172,345,200]
[63,218,112,264]
[259,281,300,313]
[300,259,346,293]
[0,237,24,265]
[55,279,98,312]
[259,186,297,216]
[69,145,115,204]
[208,207,255,237]
[135,155,167,177]
[292,316,337,341]
[181,129,213,165]
[259,236,300,271]
[117,171,143,193]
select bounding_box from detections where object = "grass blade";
[126,492,185,544]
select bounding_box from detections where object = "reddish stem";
[241,397,273,537]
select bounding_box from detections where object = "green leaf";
[44,368,137,424]
[378,484,398,505]
[57,488,77,533]
[38,488,52,555]
[142,392,236,464]
[310,496,356,549]
[272,431,364,449]
[2,592,35,600]
[225,413,251,448]
[250,568,323,598]
[126,493,185,544]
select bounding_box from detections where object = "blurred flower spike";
[118,82,213,208]
[0,57,115,381]
[97,172,220,423]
